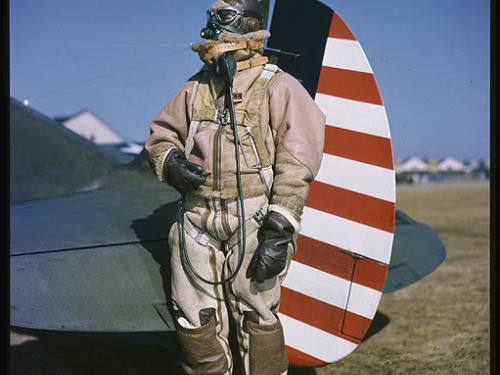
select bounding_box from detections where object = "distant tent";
[436,157,465,172]
[421,157,466,183]
[395,156,487,184]
[396,157,428,173]
[395,157,429,184]
[55,110,124,145]
[425,159,440,173]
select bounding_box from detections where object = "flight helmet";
[201,0,264,40]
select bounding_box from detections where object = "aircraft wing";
[10,98,181,332]
[10,98,115,204]
[10,153,179,332]
[385,210,446,292]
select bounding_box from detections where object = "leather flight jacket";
[145,33,326,224]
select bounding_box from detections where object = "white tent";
[437,157,465,172]
[396,157,428,173]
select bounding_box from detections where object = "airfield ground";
[317,180,491,375]
[10,181,491,375]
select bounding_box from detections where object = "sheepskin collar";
[192,30,270,68]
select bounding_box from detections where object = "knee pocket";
[175,312,229,375]
[247,319,288,374]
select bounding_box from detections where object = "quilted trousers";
[168,193,291,375]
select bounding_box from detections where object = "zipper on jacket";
[213,123,224,191]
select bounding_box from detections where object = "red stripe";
[317,66,383,105]
[306,181,395,233]
[294,235,388,292]
[353,258,388,292]
[324,125,394,170]
[286,346,328,368]
[295,235,355,280]
[329,13,356,40]
[342,311,373,340]
[281,287,363,345]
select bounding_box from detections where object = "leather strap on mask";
[236,55,268,71]
[199,39,264,62]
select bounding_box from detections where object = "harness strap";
[191,108,247,124]
[242,64,282,196]
[184,121,200,159]
[182,207,266,249]
[187,63,282,196]
[236,55,269,71]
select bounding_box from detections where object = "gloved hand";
[247,211,294,283]
[163,149,206,194]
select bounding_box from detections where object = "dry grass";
[317,181,491,375]
[10,182,491,374]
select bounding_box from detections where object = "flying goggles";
[201,6,262,39]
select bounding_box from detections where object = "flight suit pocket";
[188,122,216,175]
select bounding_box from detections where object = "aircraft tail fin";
[266,0,333,97]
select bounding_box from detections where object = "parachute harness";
[177,53,248,286]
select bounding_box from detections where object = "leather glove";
[247,211,295,283]
[163,149,206,194]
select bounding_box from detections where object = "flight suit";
[145,30,326,375]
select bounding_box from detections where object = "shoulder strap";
[239,64,283,196]
[184,70,205,159]
[242,64,282,116]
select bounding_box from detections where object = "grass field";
[10,181,491,374]
[316,181,491,375]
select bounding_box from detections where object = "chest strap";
[185,64,282,196]
[236,55,269,71]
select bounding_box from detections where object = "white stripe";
[279,313,358,363]
[316,154,396,202]
[315,94,391,139]
[283,261,383,318]
[301,207,393,264]
[347,283,383,320]
[322,38,373,74]
[283,261,350,309]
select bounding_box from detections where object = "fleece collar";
[192,30,270,68]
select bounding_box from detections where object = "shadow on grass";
[364,311,391,341]
[289,366,318,374]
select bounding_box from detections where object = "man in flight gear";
[145,1,325,374]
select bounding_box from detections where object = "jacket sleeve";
[144,79,197,182]
[267,73,326,231]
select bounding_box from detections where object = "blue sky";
[10,0,490,160]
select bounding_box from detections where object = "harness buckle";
[252,208,266,226]
[215,108,230,125]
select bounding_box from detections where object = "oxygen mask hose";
[178,52,247,286]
